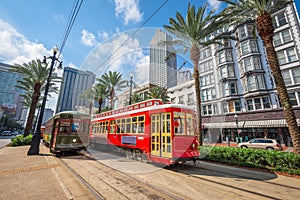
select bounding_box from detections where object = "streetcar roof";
[91,103,195,121]
[55,111,90,117]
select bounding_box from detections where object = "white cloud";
[134,55,149,86]
[81,29,97,46]
[81,31,149,86]
[98,31,109,41]
[0,19,49,64]
[208,0,222,11]
[114,0,143,25]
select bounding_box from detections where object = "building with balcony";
[168,2,300,147]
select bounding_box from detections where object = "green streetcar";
[43,111,91,154]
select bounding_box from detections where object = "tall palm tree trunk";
[98,98,103,113]
[110,89,115,110]
[191,45,203,146]
[24,85,41,137]
[257,13,300,154]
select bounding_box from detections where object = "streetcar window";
[186,113,195,135]
[125,118,131,133]
[110,120,115,134]
[60,126,69,134]
[174,112,185,135]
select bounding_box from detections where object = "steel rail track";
[80,150,185,200]
[59,157,105,200]
[59,150,185,200]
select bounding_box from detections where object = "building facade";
[149,29,177,89]
[168,2,300,147]
[0,63,25,122]
[56,67,95,113]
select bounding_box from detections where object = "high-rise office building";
[149,29,177,89]
[0,63,25,120]
[56,67,95,113]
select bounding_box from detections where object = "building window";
[200,47,212,60]
[282,70,292,85]
[202,87,216,101]
[291,67,300,84]
[241,41,250,55]
[199,59,213,73]
[217,50,233,64]
[244,75,266,92]
[213,104,218,114]
[222,102,229,113]
[273,29,292,47]
[222,82,236,97]
[178,96,184,104]
[277,48,297,65]
[238,26,247,39]
[203,105,212,115]
[220,65,235,79]
[274,12,287,28]
[200,73,215,86]
[262,97,271,109]
[257,75,266,89]
[187,93,194,105]
[222,100,241,113]
[288,92,298,106]
[246,96,271,111]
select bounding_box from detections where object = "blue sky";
[0,0,300,109]
[0,0,299,80]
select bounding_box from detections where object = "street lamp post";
[235,114,239,143]
[27,46,62,155]
[129,72,133,105]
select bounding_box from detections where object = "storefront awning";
[204,119,297,129]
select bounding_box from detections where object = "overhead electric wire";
[58,0,83,59]
[95,0,169,75]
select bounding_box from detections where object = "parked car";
[238,138,282,150]
[0,131,12,136]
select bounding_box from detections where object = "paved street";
[1,141,300,200]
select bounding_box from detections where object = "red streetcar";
[90,99,200,165]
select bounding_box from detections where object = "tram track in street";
[167,162,300,200]
[54,149,300,200]
[58,151,186,200]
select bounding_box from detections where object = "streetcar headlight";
[73,138,77,143]
[192,143,196,148]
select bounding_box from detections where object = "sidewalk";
[0,145,96,200]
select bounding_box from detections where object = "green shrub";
[10,134,33,146]
[199,146,300,176]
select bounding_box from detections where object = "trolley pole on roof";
[27,46,63,155]
[129,72,133,105]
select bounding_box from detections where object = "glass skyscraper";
[56,67,95,113]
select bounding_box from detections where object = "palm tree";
[163,3,228,145]
[10,59,61,136]
[146,87,170,103]
[93,83,109,113]
[97,71,127,110]
[79,88,95,114]
[131,93,142,104]
[217,0,300,154]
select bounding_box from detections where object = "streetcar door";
[151,113,172,158]
[50,118,59,149]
